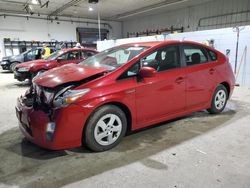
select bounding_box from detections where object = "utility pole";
[98,3,101,41]
[233,26,245,74]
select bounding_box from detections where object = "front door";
[24,49,36,62]
[135,45,186,128]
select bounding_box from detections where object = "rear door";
[181,44,217,109]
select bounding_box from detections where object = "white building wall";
[97,25,250,85]
[0,15,122,58]
[122,0,250,37]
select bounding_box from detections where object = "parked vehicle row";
[14,48,97,81]
[0,47,55,72]
[14,40,235,152]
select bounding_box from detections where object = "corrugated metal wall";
[123,0,250,36]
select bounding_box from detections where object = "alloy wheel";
[214,89,226,110]
[94,114,122,146]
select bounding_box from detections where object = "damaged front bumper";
[0,61,11,70]
[16,93,89,150]
[14,71,31,81]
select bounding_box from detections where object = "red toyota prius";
[16,40,235,152]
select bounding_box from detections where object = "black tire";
[83,105,127,152]
[10,62,18,72]
[207,84,228,114]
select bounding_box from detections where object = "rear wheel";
[10,62,18,72]
[207,84,228,114]
[83,105,127,152]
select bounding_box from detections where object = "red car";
[16,41,235,152]
[14,48,97,81]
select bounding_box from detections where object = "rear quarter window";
[208,50,217,61]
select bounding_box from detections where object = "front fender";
[30,65,48,73]
[76,91,137,130]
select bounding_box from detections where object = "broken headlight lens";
[53,87,90,108]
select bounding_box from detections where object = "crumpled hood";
[33,63,107,88]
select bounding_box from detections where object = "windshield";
[45,50,63,61]
[79,45,148,71]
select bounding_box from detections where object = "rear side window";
[208,50,217,61]
[183,45,208,66]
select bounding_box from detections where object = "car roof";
[121,40,213,50]
[60,48,97,53]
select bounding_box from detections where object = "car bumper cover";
[16,97,89,150]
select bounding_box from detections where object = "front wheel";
[207,84,228,114]
[10,62,18,72]
[83,105,127,152]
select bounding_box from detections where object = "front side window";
[26,50,35,59]
[183,45,208,66]
[67,51,80,60]
[57,53,67,61]
[141,45,180,72]
[119,45,181,79]
[58,50,79,61]
[79,45,148,71]
[80,50,96,59]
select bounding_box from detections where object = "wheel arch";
[219,81,230,98]
[10,61,21,72]
[10,61,21,68]
[11,61,21,64]
[105,102,132,134]
[83,101,132,136]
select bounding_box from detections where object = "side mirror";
[138,67,156,78]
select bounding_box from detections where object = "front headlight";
[18,67,30,72]
[1,61,8,65]
[53,88,90,108]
